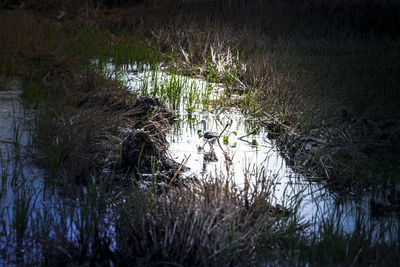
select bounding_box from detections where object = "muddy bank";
[4,0,398,190]
[266,109,400,192]
[1,2,400,266]
[68,85,180,184]
[13,55,180,186]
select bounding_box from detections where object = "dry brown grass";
[2,0,398,191]
[1,1,400,265]
[116,175,293,266]
[2,0,398,193]
[0,7,177,183]
[93,0,398,187]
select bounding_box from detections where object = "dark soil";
[266,109,400,192]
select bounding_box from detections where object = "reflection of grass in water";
[12,123,22,147]
[13,182,34,257]
[300,201,400,266]
[0,153,9,197]
[0,3,399,264]
[1,147,399,265]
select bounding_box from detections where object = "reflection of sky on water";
[0,77,117,263]
[1,63,398,263]
[119,65,399,239]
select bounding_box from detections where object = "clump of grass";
[296,204,400,266]
[75,27,160,71]
[116,175,297,266]
[0,154,8,196]
[136,66,219,112]
[21,80,58,109]
[99,0,400,189]
[1,1,400,265]
[12,183,34,258]
[0,7,173,182]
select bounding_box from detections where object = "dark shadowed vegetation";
[1,0,399,265]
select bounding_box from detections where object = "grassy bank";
[47,0,399,190]
[1,0,400,265]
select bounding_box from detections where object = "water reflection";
[113,63,399,238]
[0,77,117,264]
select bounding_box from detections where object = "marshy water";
[0,77,47,215]
[110,62,399,238]
[0,61,398,263]
[0,77,116,263]
[0,77,50,261]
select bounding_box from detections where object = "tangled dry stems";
[1,1,400,265]
[117,176,291,266]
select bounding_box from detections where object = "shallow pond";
[110,63,399,238]
[1,61,398,263]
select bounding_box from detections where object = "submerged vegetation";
[1,0,400,265]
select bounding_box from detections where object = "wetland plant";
[1,1,400,265]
